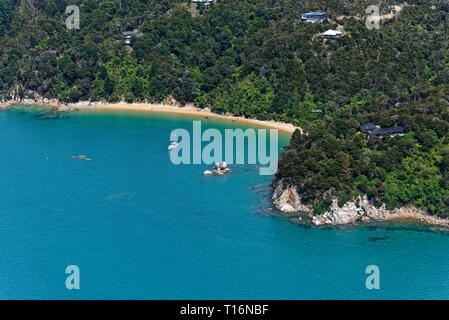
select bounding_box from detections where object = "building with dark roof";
[301,12,328,22]
[360,123,404,137]
[192,0,214,5]
[371,127,404,137]
[360,123,377,133]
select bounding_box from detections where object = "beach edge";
[1,100,300,134]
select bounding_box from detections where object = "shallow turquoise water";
[0,106,449,300]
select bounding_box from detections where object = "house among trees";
[371,127,404,137]
[360,123,404,138]
[301,12,328,22]
[122,30,144,44]
[323,29,343,39]
[360,122,377,133]
[192,0,214,5]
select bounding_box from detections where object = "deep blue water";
[0,106,449,299]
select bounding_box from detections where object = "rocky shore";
[0,98,108,112]
[1,95,59,106]
[272,180,449,228]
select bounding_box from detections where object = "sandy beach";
[1,101,300,134]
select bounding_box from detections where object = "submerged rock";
[37,111,60,119]
[368,235,389,242]
[56,104,75,112]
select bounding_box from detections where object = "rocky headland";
[272,180,449,228]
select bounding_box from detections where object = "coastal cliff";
[272,180,312,214]
[272,181,449,228]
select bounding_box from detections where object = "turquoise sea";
[0,105,449,299]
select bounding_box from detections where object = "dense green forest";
[0,0,16,35]
[1,0,448,124]
[275,85,449,217]
[1,0,449,217]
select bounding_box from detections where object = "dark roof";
[301,12,328,19]
[372,127,404,136]
[360,123,377,133]
[303,12,327,16]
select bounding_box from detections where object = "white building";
[323,30,343,39]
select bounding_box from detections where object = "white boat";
[168,141,179,150]
[168,132,179,150]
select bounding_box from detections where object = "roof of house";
[372,127,404,135]
[302,12,327,17]
[360,122,377,132]
[323,30,342,36]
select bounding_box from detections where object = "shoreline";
[272,182,449,230]
[0,100,300,134]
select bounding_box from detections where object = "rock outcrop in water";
[203,162,231,176]
[272,181,449,227]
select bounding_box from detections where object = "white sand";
[3,101,300,134]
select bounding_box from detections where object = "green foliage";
[0,0,16,36]
[1,0,448,117]
[275,87,449,217]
